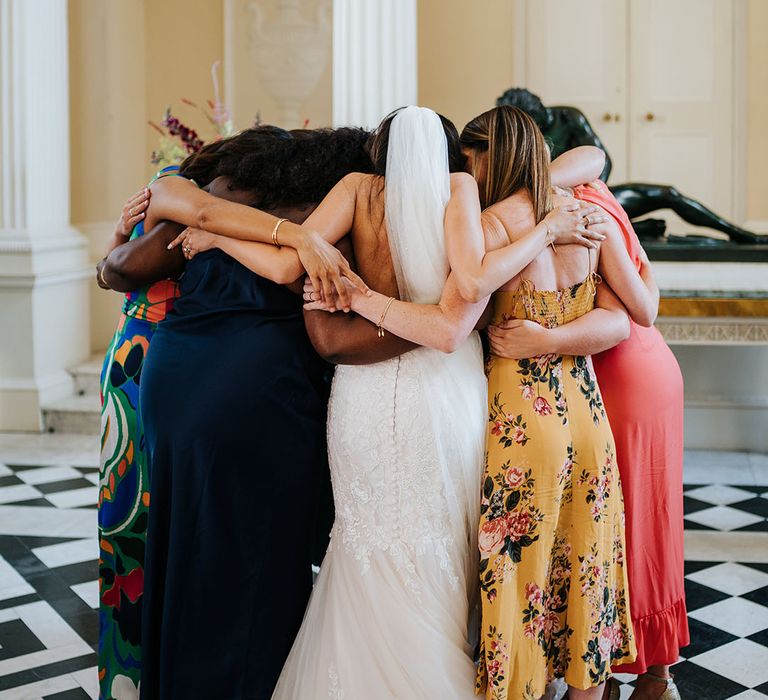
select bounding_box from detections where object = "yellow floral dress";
[476,272,636,700]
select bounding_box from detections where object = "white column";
[0,0,90,431]
[333,0,418,129]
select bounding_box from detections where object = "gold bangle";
[98,263,110,289]
[376,296,396,338]
[271,217,287,247]
[545,222,557,254]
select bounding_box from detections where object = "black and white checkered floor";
[0,434,765,700]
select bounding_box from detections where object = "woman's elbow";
[456,275,484,304]
[630,304,657,328]
[435,327,467,353]
[196,202,217,231]
[616,312,631,341]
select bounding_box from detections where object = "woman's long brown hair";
[460,105,552,223]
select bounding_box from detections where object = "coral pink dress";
[575,181,690,674]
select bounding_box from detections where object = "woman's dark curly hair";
[178,125,374,210]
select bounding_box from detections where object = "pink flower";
[523,623,536,639]
[479,518,507,557]
[519,383,535,400]
[591,504,601,520]
[533,397,553,416]
[543,611,561,634]
[506,511,531,540]
[505,467,524,489]
[513,427,527,444]
[491,419,503,436]
[598,627,614,659]
[525,582,543,604]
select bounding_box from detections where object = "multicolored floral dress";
[98,166,181,700]
[477,270,636,699]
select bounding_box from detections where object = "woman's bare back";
[346,175,400,299]
[485,191,603,293]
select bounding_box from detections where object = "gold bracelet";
[376,296,396,338]
[98,262,110,289]
[271,218,288,247]
[545,222,557,254]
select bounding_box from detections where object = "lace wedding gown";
[272,108,487,699]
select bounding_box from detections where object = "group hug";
[96,104,688,700]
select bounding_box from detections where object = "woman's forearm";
[101,222,185,292]
[550,146,606,189]
[541,308,629,355]
[304,310,416,365]
[349,277,488,354]
[471,222,552,300]
[150,176,308,249]
[213,237,304,285]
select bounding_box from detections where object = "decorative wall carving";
[248,0,331,128]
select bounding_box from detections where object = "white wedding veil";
[384,106,451,304]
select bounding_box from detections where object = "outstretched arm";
[306,272,488,354]
[487,281,630,359]
[550,146,606,189]
[444,173,605,303]
[303,237,417,365]
[153,175,366,307]
[176,174,365,305]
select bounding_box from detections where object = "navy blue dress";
[139,249,332,700]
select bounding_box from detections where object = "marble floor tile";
[729,691,768,700]
[689,597,768,638]
[69,582,97,610]
[69,666,98,700]
[0,434,97,470]
[685,531,768,563]
[0,672,79,699]
[31,541,97,570]
[684,450,757,486]
[684,506,764,531]
[687,562,768,596]
[0,507,94,539]
[689,639,768,689]
[15,468,82,487]
[686,485,758,506]
[45,489,97,510]
[0,486,43,506]
[0,557,34,602]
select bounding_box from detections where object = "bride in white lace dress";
[270,107,488,699]
[272,106,601,699]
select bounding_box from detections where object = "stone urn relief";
[248,0,331,128]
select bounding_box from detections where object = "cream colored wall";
[746,0,768,224]
[69,0,224,351]
[417,0,515,132]
[418,0,767,225]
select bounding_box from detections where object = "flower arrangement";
[149,61,236,168]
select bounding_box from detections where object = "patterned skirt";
[477,352,637,699]
[98,313,158,700]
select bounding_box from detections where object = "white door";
[629,0,734,223]
[523,0,629,183]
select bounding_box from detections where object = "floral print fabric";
[477,278,636,699]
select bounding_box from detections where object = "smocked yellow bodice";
[491,272,600,330]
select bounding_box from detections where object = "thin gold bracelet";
[545,223,557,254]
[376,296,396,338]
[271,218,288,247]
[98,263,110,289]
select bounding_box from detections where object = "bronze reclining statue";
[497,87,765,246]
